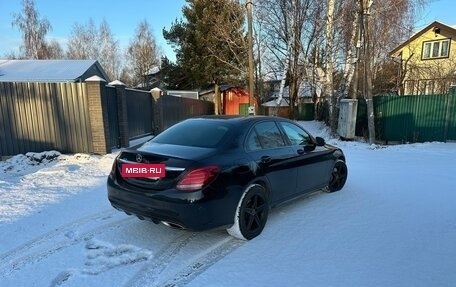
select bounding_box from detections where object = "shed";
[200,84,251,115]
[0,59,109,82]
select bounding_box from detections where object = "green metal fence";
[297,103,315,120]
[357,89,456,143]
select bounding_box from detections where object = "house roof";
[390,21,456,57]
[262,98,289,107]
[199,84,247,96]
[145,66,160,76]
[0,59,109,82]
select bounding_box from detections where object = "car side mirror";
[315,137,326,146]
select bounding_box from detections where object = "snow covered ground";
[1,121,455,287]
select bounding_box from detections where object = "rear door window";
[246,121,286,151]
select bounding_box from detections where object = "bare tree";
[42,39,64,59]
[397,54,456,95]
[11,0,58,59]
[257,0,325,119]
[66,19,98,60]
[98,20,121,80]
[66,19,120,80]
[127,20,160,87]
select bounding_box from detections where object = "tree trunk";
[332,0,359,132]
[326,0,336,130]
[247,0,255,113]
[214,82,222,115]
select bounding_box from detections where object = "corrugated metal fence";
[357,90,456,143]
[155,95,215,132]
[0,82,92,155]
[105,85,120,149]
[125,88,154,139]
[1,81,214,157]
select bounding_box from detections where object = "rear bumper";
[107,176,241,231]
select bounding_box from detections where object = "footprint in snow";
[82,239,153,275]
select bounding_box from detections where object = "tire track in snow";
[160,237,244,287]
[125,231,199,287]
[0,209,132,277]
[125,233,244,287]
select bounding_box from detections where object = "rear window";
[151,119,231,148]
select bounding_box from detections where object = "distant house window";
[422,39,451,59]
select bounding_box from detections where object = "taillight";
[109,160,117,179]
[176,166,220,191]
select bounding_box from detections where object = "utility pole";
[246,0,255,115]
[353,0,364,100]
[364,0,376,144]
[326,0,335,129]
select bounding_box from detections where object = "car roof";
[191,115,291,124]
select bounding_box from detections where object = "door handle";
[260,155,271,164]
[297,148,304,155]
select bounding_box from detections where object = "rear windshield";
[151,119,232,148]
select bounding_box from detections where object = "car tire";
[227,184,269,240]
[326,159,348,192]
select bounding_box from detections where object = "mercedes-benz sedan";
[107,116,347,240]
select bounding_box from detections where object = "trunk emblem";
[136,154,143,163]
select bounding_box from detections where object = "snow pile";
[1,150,61,174]
[0,151,117,223]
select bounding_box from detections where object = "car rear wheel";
[227,184,269,240]
[326,159,348,192]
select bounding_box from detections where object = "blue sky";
[0,0,186,60]
[416,0,456,28]
[0,0,454,60]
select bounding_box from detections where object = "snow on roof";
[107,80,125,86]
[0,59,106,82]
[262,98,290,107]
[145,66,160,76]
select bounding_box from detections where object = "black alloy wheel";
[327,160,348,192]
[228,185,269,240]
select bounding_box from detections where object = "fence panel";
[125,88,154,139]
[0,82,92,156]
[446,89,456,140]
[105,86,120,149]
[157,95,214,132]
[373,93,453,143]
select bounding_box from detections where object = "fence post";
[86,76,110,154]
[113,81,129,147]
[444,86,456,141]
[151,88,163,134]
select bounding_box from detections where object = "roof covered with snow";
[262,98,289,107]
[0,59,109,83]
[145,66,161,76]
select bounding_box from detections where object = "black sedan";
[107,116,347,240]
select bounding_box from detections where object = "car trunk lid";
[117,143,216,191]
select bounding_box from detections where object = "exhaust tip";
[161,221,185,229]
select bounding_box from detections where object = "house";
[167,90,199,99]
[137,65,162,90]
[0,59,109,82]
[262,68,324,105]
[390,21,456,95]
[200,84,251,115]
